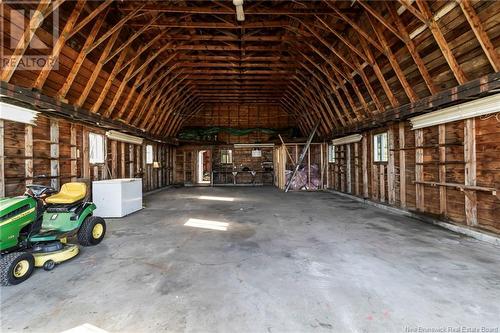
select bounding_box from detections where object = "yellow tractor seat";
[45,182,87,204]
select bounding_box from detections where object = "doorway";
[198,150,211,184]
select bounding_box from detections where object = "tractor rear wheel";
[78,216,106,246]
[0,252,35,286]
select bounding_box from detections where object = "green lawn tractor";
[0,182,106,286]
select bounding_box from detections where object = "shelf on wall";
[413,180,497,196]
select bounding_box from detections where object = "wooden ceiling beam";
[415,0,467,85]
[325,1,385,54]
[115,65,148,120]
[104,14,162,64]
[119,32,167,73]
[128,20,289,29]
[158,34,303,42]
[395,0,427,23]
[33,0,86,90]
[125,43,174,83]
[176,62,299,68]
[314,15,368,64]
[67,0,112,39]
[103,58,139,118]
[1,0,53,82]
[56,9,108,100]
[357,31,400,107]
[91,45,130,114]
[458,0,500,72]
[76,26,122,108]
[368,14,418,102]
[84,4,144,55]
[135,52,178,88]
[297,19,357,73]
[169,44,301,52]
[356,0,405,42]
[385,1,437,95]
[120,5,345,15]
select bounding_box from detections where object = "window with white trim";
[89,133,105,164]
[373,132,388,162]
[328,145,336,163]
[146,145,154,164]
[221,149,233,164]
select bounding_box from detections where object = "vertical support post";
[307,146,311,190]
[129,144,135,178]
[25,125,33,186]
[340,146,345,192]
[438,124,447,216]
[362,134,368,198]
[143,145,148,190]
[70,124,77,181]
[111,141,117,178]
[320,143,324,189]
[372,163,378,201]
[464,118,477,226]
[387,126,396,204]
[415,129,424,211]
[354,142,359,196]
[120,142,126,178]
[379,165,385,202]
[50,120,59,189]
[136,145,141,183]
[326,144,330,189]
[346,144,352,193]
[399,122,406,208]
[82,129,90,179]
[0,120,4,197]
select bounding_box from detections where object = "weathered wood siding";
[1,115,174,197]
[328,116,500,234]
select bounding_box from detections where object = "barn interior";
[0,0,499,332]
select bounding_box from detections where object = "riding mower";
[0,182,106,286]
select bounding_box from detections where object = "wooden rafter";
[415,0,467,85]
[1,0,53,82]
[458,0,500,72]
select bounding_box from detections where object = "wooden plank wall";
[188,104,296,144]
[327,116,500,234]
[1,115,174,197]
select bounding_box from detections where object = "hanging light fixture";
[409,94,500,130]
[0,102,39,125]
[233,0,245,21]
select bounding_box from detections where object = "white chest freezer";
[92,178,143,218]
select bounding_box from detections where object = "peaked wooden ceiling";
[1,0,499,139]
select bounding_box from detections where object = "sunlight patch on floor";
[198,195,235,202]
[184,218,229,231]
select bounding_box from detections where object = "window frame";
[328,144,336,163]
[146,144,154,164]
[89,132,105,165]
[220,149,233,164]
[373,132,388,163]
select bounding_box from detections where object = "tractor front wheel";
[78,216,106,246]
[0,252,35,286]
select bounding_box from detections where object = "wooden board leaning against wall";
[0,114,175,197]
[326,116,500,234]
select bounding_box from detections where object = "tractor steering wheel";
[25,184,57,199]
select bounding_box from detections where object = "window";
[221,149,233,164]
[373,132,388,162]
[328,145,336,163]
[89,133,105,164]
[146,145,154,164]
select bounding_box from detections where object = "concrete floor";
[1,187,499,333]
